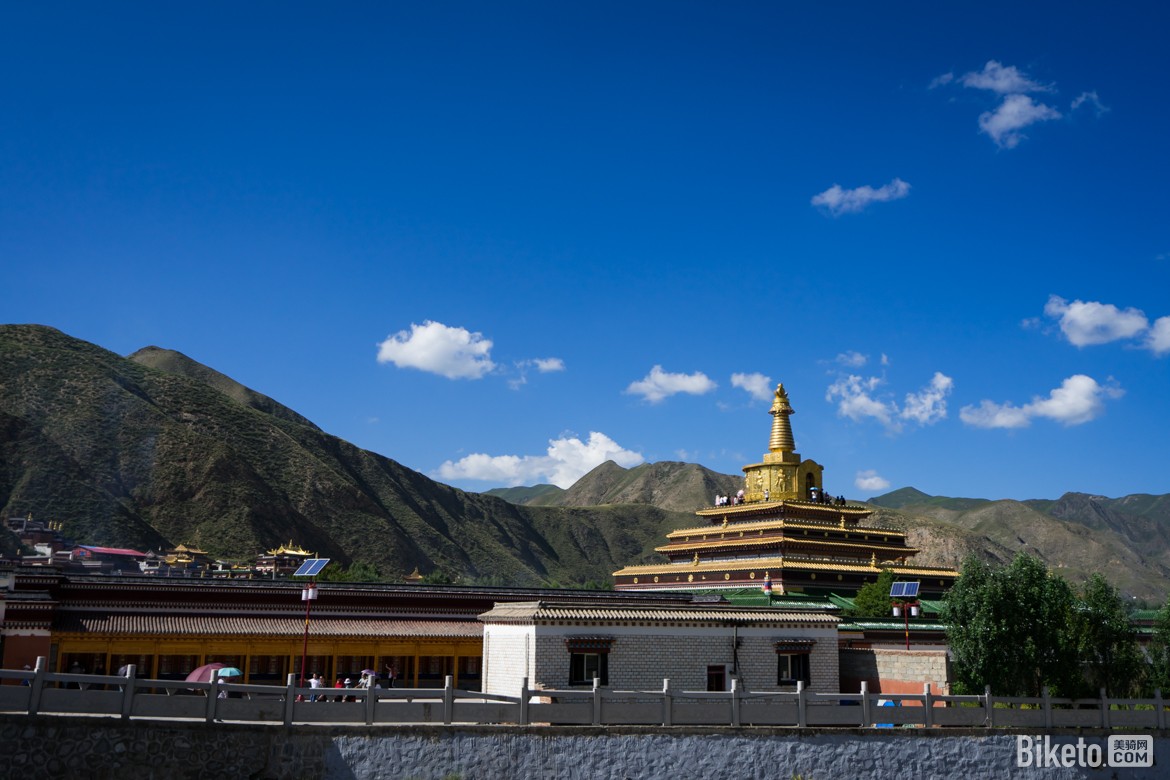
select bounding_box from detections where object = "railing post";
[1156,689,1165,730]
[1100,687,1109,729]
[120,664,137,720]
[206,670,220,722]
[443,675,454,724]
[28,656,47,715]
[1042,686,1052,729]
[592,676,602,726]
[984,685,993,728]
[520,677,530,726]
[366,679,377,725]
[730,677,741,727]
[796,680,807,728]
[284,673,296,726]
[923,683,933,728]
[860,681,871,727]
[662,678,672,727]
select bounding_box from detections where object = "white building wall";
[481,623,535,696]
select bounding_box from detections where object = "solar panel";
[293,558,331,577]
[889,581,920,598]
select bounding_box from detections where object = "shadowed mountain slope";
[0,325,690,585]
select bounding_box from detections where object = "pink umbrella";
[186,662,233,683]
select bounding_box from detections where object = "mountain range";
[2,324,1168,600]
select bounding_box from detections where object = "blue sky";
[4,2,1168,501]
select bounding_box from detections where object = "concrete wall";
[4,716,1168,779]
[840,647,951,695]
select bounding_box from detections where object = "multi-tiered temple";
[613,384,957,598]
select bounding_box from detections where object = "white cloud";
[978,94,1062,148]
[958,399,1032,429]
[827,371,952,432]
[928,72,954,89]
[626,365,717,403]
[960,375,1123,429]
[826,374,899,431]
[855,470,891,492]
[836,351,868,368]
[1043,295,1150,346]
[939,61,1099,149]
[1071,90,1109,115]
[508,357,567,389]
[901,372,954,425]
[436,431,643,488]
[376,321,495,379]
[811,178,911,216]
[960,60,1052,94]
[534,358,565,373]
[731,372,773,402]
[1147,317,1170,356]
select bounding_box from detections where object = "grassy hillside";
[867,487,1170,600]
[0,325,686,585]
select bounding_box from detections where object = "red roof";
[76,545,148,557]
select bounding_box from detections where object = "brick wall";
[839,647,950,695]
[517,626,837,695]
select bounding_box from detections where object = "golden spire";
[768,383,795,453]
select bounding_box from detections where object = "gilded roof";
[263,541,315,557]
[695,500,871,520]
[667,518,906,540]
[614,556,958,578]
[656,537,918,555]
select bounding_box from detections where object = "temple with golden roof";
[255,542,316,577]
[612,383,958,598]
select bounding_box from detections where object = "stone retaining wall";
[4,716,1167,779]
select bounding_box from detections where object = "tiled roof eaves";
[695,501,871,519]
[53,615,483,638]
[615,558,958,578]
[656,538,918,554]
[481,607,837,626]
[667,520,905,540]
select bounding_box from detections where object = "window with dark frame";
[706,664,727,692]
[777,653,811,686]
[565,636,614,686]
[569,651,608,686]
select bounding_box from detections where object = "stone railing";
[2,659,1167,729]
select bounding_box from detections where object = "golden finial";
[692,553,700,566]
[768,383,796,453]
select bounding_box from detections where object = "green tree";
[942,552,1079,696]
[1074,573,1142,697]
[846,569,897,617]
[1145,596,1170,694]
[315,561,383,582]
[420,569,454,585]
